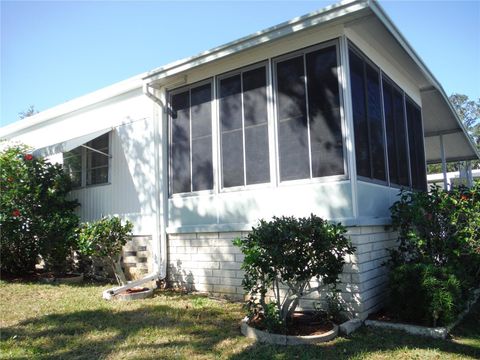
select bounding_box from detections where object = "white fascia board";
[368,0,480,161]
[0,73,145,139]
[144,0,370,85]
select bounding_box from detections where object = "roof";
[1,0,478,163]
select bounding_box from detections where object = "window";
[62,133,110,188]
[86,133,110,185]
[349,48,386,182]
[274,43,344,182]
[63,147,82,188]
[349,44,427,190]
[382,77,410,186]
[169,81,213,194]
[406,98,427,190]
[219,65,270,188]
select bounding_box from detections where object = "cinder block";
[339,319,363,335]
[212,269,237,278]
[221,262,242,270]
[213,285,237,294]
[196,232,220,240]
[218,232,243,240]
[220,277,243,286]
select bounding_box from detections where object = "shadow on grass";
[0,292,241,359]
[230,299,480,360]
[229,326,479,360]
[1,288,479,360]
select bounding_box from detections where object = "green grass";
[0,281,478,359]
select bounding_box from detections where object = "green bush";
[388,183,480,326]
[0,144,79,274]
[233,214,354,332]
[388,263,462,326]
[77,217,133,285]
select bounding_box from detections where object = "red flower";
[24,154,33,161]
[461,194,469,201]
[12,209,21,217]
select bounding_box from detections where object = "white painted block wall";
[167,226,397,319]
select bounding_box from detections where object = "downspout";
[101,83,168,299]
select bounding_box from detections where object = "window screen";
[383,78,410,186]
[349,48,386,181]
[406,99,427,190]
[276,56,309,181]
[63,147,82,188]
[275,44,343,182]
[219,66,270,188]
[170,83,213,194]
[306,46,344,177]
[86,133,110,186]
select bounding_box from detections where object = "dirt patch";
[249,311,334,336]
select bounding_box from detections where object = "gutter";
[101,83,169,300]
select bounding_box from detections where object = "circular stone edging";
[114,288,154,301]
[240,317,339,345]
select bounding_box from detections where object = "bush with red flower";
[0,143,80,274]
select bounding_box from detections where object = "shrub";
[77,217,133,285]
[233,214,355,332]
[387,183,480,326]
[388,263,462,326]
[0,143,79,274]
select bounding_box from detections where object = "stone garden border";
[39,273,84,284]
[114,287,154,301]
[365,287,480,339]
[240,317,339,345]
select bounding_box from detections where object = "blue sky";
[1,0,479,127]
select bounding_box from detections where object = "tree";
[18,105,38,120]
[427,94,479,174]
[234,215,354,332]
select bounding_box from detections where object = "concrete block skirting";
[167,226,397,318]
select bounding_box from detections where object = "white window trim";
[272,39,348,185]
[216,61,273,192]
[168,78,215,198]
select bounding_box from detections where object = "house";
[1,0,478,318]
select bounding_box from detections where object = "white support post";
[439,135,447,190]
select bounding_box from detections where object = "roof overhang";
[143,0,371,87]
[143,0,479,164]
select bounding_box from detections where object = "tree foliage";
[234,215,354,332]
[0,143,79,274]
[18,105,39,120]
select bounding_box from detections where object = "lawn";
[0,281,478,359]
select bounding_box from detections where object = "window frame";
[348,41,427,191]
[167,78,215,198]
[86,132,111,187]
[348,44,389,186]
[405,94,427,191]
[271,39,348,187]
[216,61,273,192]
[62,131,112,189]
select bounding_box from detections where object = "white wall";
[71,118,156,235]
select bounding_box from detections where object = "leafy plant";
[0,143,79,274]
[388,263,462,326]
[387,183,480,326]
[389,183,480,285]
[77,217,133,285]
[233,214,354,331]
